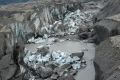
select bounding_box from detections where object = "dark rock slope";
[95,0,120,20]
[93,0,120,44]
[95,35,120,80]
[94,0,120,80]
[0,33,17,80]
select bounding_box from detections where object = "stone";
[54,64,72,77]
[36,66,53,79]
[23,72,31,80]
[37,45,49,56]
[54,67,64,76]
[78,32,91,40]
[60,64,72,70]
[58,75,75,80]
[71,52,84,59]
[81,63,87,68]
[72,63,81,70]
[69,69,77,76]
[35,78,44,80]
[45,62,58,70]
[44,78,52,80]
[51,74,59,79]
[81,59,86,63]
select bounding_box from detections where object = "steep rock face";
[95,35,120,80]
[0,54,17,80]
[95,0,120,20]
[93,0,120,44]
[93,0,120,37]
[0,32,17,80]
[0,33,7,57]
[0,31,14,57]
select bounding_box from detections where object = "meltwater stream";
[25,40,95,80]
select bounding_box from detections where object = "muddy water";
[25,40,95,80]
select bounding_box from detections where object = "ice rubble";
[24,49,84,68]
[63,9,94,33]
[23,46,86,80]
[27,36,58,44]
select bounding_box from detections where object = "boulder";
[93,19,120,44]
[78,32,91,40]
[36,66,53,79]
[37,45,49,56]
[45,62,58,70]
[69,69,77,76]
[60,64,72,70]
